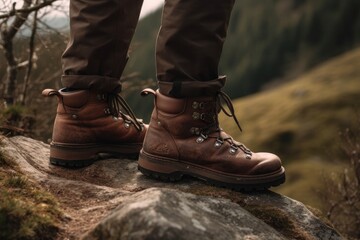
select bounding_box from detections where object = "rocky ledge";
[1,136,342,239]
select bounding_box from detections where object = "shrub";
[322,114,360,239]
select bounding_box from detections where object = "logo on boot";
[150,143,170,155]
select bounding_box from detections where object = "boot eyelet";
[192,101,199,109]
[192,112,200,120]
[200,113,212,121]
[229,148,236,154]
[190,127,200,135]
[124,120,131,128]
[196,134,208,143]
[214,138,223,148]
[97,94,106,101]
[246,154,252,160]
[199,102,205,109]
[104,108,111,115]
[229,145,238,154]
[113,116,118,121]
[71,114,78,119]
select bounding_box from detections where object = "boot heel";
[138,151,183,182]
[50,143,99,167]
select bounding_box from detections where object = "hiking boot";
[42,88,147,167]
[138,89,285,190]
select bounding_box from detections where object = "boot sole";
[50,142,142,167]
[138,150,285,191]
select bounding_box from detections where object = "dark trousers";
[61,0,235,97]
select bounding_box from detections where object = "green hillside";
[219,47,360,209]
[125,0,360,100]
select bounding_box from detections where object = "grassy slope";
[220,47,360,210]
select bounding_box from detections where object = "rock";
[0,136,343,239]
[83,188,285,240]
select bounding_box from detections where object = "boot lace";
[197,91,252,157]
[217,91,242,132]
[107,93,143,132]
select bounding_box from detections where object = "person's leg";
[43,0,146,167]
[62,0,143,92]
[138,0,285,190]
[156,0,233,97]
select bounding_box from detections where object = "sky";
[141,0,163,18]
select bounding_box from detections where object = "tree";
[0,0,60,104]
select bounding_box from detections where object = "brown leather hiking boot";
[138,89,285,190]
[42,88,147,167]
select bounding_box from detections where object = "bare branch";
[17,60,29,68]
[0,0,58,20]
[0,0,60,104]
[21,0,39,105]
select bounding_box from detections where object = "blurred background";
[0,0,359,238]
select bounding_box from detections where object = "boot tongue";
[197,91,242,134]
[155,90,186,114]
[60,89,89,108]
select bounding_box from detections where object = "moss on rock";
[0,147,62,240]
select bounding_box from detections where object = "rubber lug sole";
[50,142,141,168]
[50,157,96,168]
[138,150,285,191]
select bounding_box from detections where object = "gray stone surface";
[1,136,343,240]
[84,188,286,240]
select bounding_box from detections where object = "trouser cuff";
[158,76,226,98]
[61,75,122,93]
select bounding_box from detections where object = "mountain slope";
[220,47,360,209]
[221,47,360,161]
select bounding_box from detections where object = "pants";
[61,0,235,97]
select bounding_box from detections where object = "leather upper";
[142,89,282,175]
[43,88,146,144]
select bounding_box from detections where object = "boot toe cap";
[250,153,282,175]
